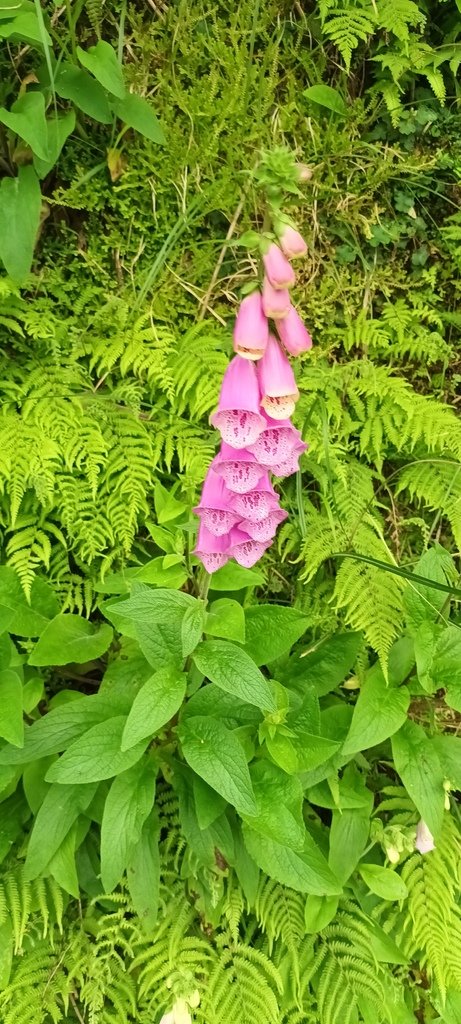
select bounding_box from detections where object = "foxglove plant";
[195,156,313,571]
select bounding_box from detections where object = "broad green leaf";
[22,677,44,714]
[101,760,156,892]
[329,801,372,884]
[233,825,260,905]
[432,625,461,710]
[209,562,264,590]
[122,666,186,750]
[46,717,147,784]
[105,585,195,668]
[242,825,341,895]
[0,918,12,989]
[266,731,339,774]
[0,670,23,747]
[181,602,205,658]
[0,91,48,158]
[0,569,58,636]
[176,771,217,867]
[77,40,125,98]
[242,605,308,665]
[304,84,348,115]
[24,782,96,879]
[0,793,29,865]
[153,483,186,522]
[0,165,41,282]
[287,632,362,696]
[0,694,129,765]
[342,671,410,755]
[392,721,445,838]
[179,716,257,815]
[29,614,113,666]
[127,812,160,932]
[47,823,79,897]
[359,864,408,901]
[242,760,305,851]
[182,683,261,728]
[33,110,76,178]
[113,92,165,143]
[304,894,339,933]
[404,546,456,635]
[205,599,246,643]
[193,640,276,712]
[193,775,227,829]
[0,11,50,45]
[414,620,438,693]
[55,64,112,122]
[432,735,461,791]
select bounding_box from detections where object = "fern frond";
[204,941,282,1024]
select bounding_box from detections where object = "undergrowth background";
[1,0,461,1021]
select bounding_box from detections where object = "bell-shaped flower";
[277,305,312,356]
[262,243,296,290]
[261,277,291,320]
[229,527,271,568]
[271,441,307,477]
[276,223,307,259]
[231,474,279,523]
[415,820,436,854]
[233,291,269,360]
[213,443,265,494]
[193,468,240,536]
[194,523,230,573]
[210,356,265,448]
[258,335,299,420]
[248,413,301,466]
[238,507,287,541]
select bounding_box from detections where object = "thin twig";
[197,186,250,321]
[70,993,87,1024]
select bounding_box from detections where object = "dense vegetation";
[1,0,461,1021]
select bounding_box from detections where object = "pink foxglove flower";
[193,468,240,536]
[239,507,288,541]
[213,444,264,494]
[415,820,435,854]
[210,356,265,448]
[263,243,296,290]
[258,334,299,420]
[194,523,230,573]
[262,278,291,320]
[229,527,271,568]
[271,441,308,477]
[231,475,279,523]
[249,415,300,466]
[233,291,269,360]
[276,223,307,259]
[277,305,313,356]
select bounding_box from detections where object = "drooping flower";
[213,443,265,493]
[257,334,299,420]
[193,468,240,535]
[263,243,296,290]
[276,223,307,260]
[415,820,436,854]
[233,291,269,360]
[229,527,272,568]
[210,356,265,448]
[270,440,307,477]
[194,523,230,573]
[238,506,288,541]
[277,305,313,356]
[231,473,279,523]
[261,277,291,320]
[248,414,301,466]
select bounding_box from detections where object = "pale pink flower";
[263,243,296,290]
[213,444,264,494]
[229,527,271,568]
[194,523,230,573]
[238,507,288,541]
[257,335,299,420]
[231,474,279,523]
[277,224,307,260]
[210,357,265,448]
[233,291,269,360]
[277,305,313,356]
[295,162,313,182]
[193,468,240,536]
[415,820,435,854]
[261,277,291,320]
[248,415,301,466]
